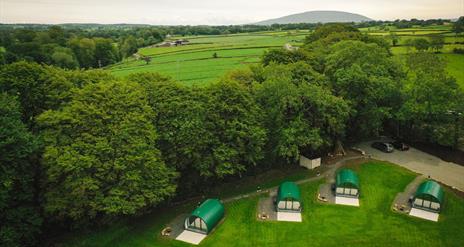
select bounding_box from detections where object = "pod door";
[185,216,208,234]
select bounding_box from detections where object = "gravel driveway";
[357,139,464,192]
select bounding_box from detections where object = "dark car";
[391,141,410,151]
[371,142,394,153]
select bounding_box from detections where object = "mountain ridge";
[254,10,373,25]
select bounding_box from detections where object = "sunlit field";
[109,31,309,84]
[109,26,464,85]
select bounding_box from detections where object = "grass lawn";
[59,161,464,247]
[440,53,464,89]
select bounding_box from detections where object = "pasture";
[109,26,464,86]
[59,161,464,247]
[109,31,309,84]
[442,53,464,89]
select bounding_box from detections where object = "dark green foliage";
[325,40,404,138]
[399,53,464,146]
[38,81,177,222]
[0,62,74,127]
[390,33,399,46]
[141,56,152,65]
[222,67,258,88]
[205,80,267,177]
[453,16,464,33]
[254,64,349,160]
[94,38,120,67]
[0,25,163,69]
[286,61,327,85]
[0,93,42,247]
[68,38,96,68]
[453,48,464,54]
[120,35,138,58]
[47,26,66,45]
[410,38,431,52]
[64,69,116,88]
[51,47,79,69]
[134,73,266,179]
[9,42,46,63]
[0,46,5,65]
[129,73,212,180]
[305,23,358,43]
[302,26,392,73]
[430,35,445,52]
[262,48,312,66]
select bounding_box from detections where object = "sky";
[1,0,463,25]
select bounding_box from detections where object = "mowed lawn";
[61,161,464,247]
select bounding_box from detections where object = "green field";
[109,31,309,84]
[109,26,464,85]
[60,161,464,247]
[441,53,464,89]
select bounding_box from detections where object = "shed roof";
[415,180,444,204]
[336,169,360,189]
[277,181,301,202]
[190,199,224,233]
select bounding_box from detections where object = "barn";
[335,169,360,198]
[412,180,444,212]
[276,181,302,212]
[184,199,225,234]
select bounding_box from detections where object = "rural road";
[357,139,464,192]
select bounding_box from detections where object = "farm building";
[335,169,360,198]
[412,180,444,212]
[276,181,302,212]
[184,199,225,234]
[175,39,189,45]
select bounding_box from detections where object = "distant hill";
[254,10,372,25]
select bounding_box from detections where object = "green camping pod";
[276,181,302,212]
[335,169,360,198]
[412,180,444,212]
[184,199,225,234]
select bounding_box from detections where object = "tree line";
[1,22,463,246]
[2,17,463,70]
[0,25,165,69]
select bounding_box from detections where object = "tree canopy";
[38,81,177,222]
[0,93,41,247]
[325,40,404,138]
[399,53,464,146]
[1,21,463,244]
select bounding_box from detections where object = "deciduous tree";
[38,81,177,222]
[254,64,349,161]
[325,40,404,138]
[0,93,41,247]
[0,62,74,127]
[399,53,464,146]
[430,35,445,52]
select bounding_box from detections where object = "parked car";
[391,141,410,151]
[371,142,394,153]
